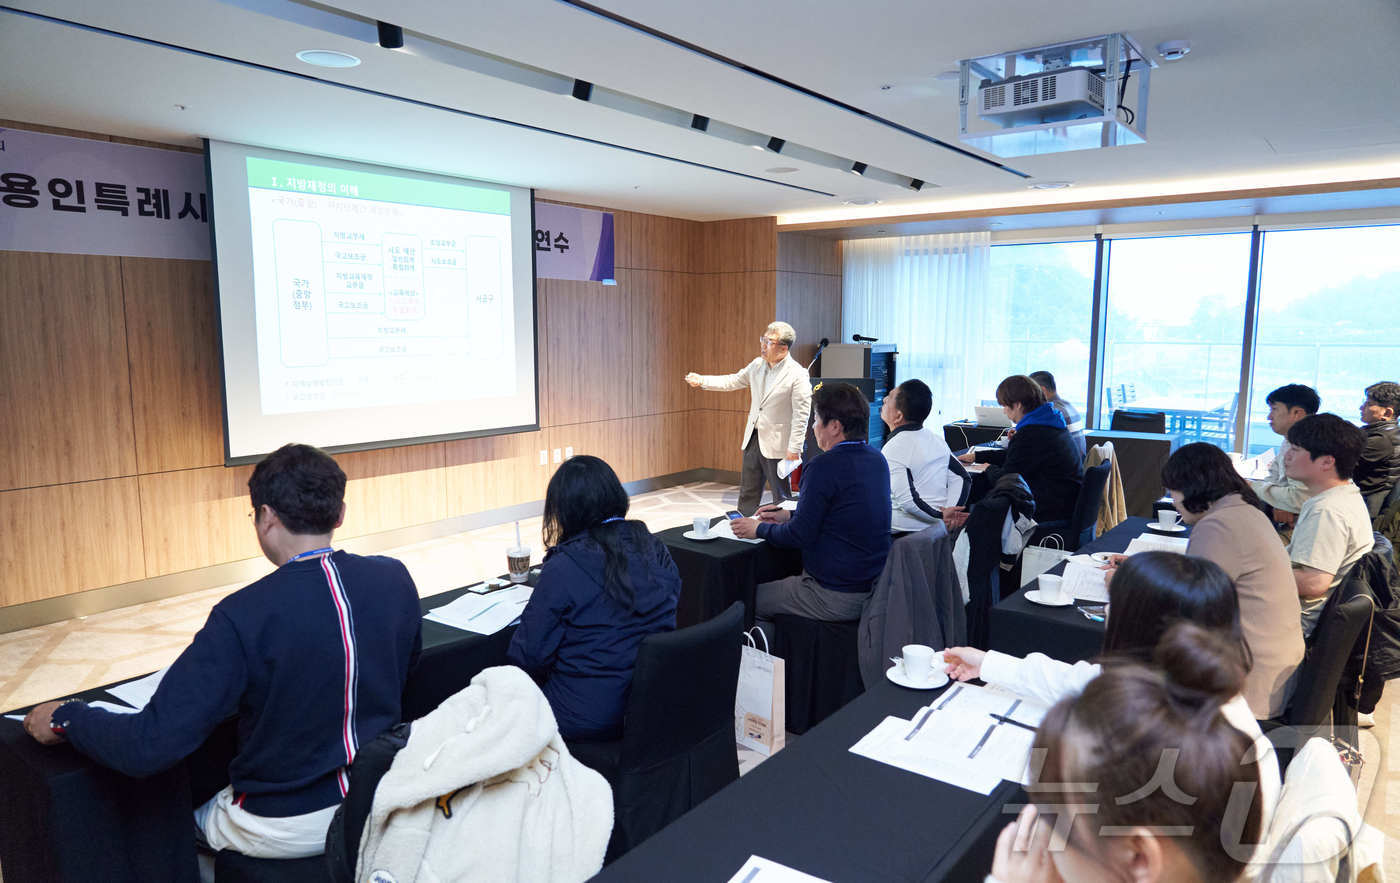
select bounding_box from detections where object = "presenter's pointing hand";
[684,372,702,388]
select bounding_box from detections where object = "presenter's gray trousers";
[738,433,790,516]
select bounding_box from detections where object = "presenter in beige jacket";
[686,321,813,515]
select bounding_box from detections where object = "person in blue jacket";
[23,443,423,862]
[508,455,681,741]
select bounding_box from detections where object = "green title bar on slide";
[245,157,510,214]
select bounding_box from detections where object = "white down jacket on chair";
[355,665,613,883]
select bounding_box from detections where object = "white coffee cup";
[902,644,935,681]
[692,516,711,536]
[1038,573,1065,603]
[1157,508,1180,528]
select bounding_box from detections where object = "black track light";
[376,21,404,49]
[571,79,594,101]
[850,161,868,176]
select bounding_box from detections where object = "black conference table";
[0,521,802,882]
[988,516,1192,662]
[591,677,1023,883]
[656,520,803,629]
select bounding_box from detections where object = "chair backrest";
[620,601,744,771]
[1286,587,1375,728]
[1068,460,1112,550]
[1109,409,1167,434]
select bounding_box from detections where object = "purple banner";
[533,202,615,283]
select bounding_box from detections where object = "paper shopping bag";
[735,628,786,756]
[1020,536,1071,587]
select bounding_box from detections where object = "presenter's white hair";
[765,321,796,347]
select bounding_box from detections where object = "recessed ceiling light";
[765,167,799,174]
[843,198,881,206]
[1028,180,1075,190]
[880,84,894,91]
[296,49,361,69]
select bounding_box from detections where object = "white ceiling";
[3,0,1399,222]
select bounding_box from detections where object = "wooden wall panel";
[122,257,224,473]
[137,465,261,577]
[777,271,842,367]
[625,269,691,417]
[778,232,842,275]
[337,443,447,539]
[0,251,137,490]
[699,217,777,273]
[630,411,691,479]
[547,420,637,485]
[537,277,633,427]
[687,271,778,413]
[687,409,748,472]
[0,478,145,605]
[443,430,548,517]
[616,210,701,273]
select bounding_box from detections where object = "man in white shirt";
[1250,383,1320,522]
[1284,413,1374,638]
[879,379,966,532]
[686,321,812,515]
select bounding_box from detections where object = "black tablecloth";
[591,677,1022,882]
[657,523,802,629]
[988,517,1191,662]
[0,579,525,883]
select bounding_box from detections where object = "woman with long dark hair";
[1162,443,1303,719]
[943,552,1279,837]
[507,456,681,740]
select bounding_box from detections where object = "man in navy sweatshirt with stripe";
[734,382,892,642]
[24,444,423,861]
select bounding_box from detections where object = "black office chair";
[215,850,332,883]
[1109,409,1167,434]
[568,601,744,860]
[1028,460,1112,552]
[1263,583,1374,773]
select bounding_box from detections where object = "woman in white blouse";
[944,552,1280,869]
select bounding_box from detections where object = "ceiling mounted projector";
[957,33,1156,158]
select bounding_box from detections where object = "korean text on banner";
[0,127,210,260]
[533,202,614,282]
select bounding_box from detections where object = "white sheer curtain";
[842,232,992,422]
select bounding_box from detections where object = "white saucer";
[1025,589,1074,607]
[682,529,719,542]
[886,662,950,690]
[1148,523,1187,533]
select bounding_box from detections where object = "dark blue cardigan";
[757,440,892,593]
[57,551,423,817]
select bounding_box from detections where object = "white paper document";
[727,855,831,883]
[776,458,800,480]
[105,667,169,711]
[424,585,533,634]
[849,683,1047,794]
[89,700,140,714]
[1124,534,1190,556]
[1061,558,1110,602]
[709,518,764,545]
[4,714,24,722]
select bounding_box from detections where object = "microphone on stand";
[852,334,878,343]
[806,337,830,372]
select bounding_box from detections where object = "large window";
[1101,233,1253,448]
[1249,225,1400,452]
[983,241,1096,413]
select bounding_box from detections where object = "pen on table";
[988,713,1037,733]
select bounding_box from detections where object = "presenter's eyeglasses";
[760,336,789,349]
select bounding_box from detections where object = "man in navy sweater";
[734,382,892,642]
[24,444,423,861]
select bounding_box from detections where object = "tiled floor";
[1,480,1395,877]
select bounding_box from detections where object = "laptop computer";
[973,405,1013,428]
